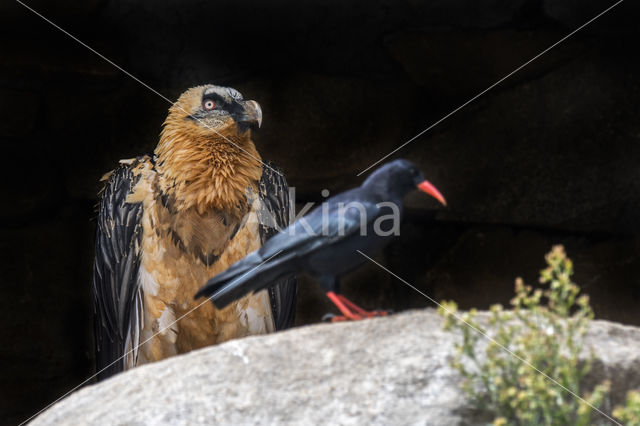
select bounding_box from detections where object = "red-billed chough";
[195,159,446,321]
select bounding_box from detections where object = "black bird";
[195,159,446,321]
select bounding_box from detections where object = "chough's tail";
[194,251,295,309]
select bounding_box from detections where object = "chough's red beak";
[417,180,447,206]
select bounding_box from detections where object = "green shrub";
[613,390,640,425]
[438,245,611,425]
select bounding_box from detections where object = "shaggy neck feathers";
[155,113,262,214]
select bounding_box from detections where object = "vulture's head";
[155,84,264,212]
[165,84,262,140]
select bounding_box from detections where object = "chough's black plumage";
[195,159,443,311]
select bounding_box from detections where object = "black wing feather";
[258,163,297,330]
[92,164,144,381]
[196,188,380,309]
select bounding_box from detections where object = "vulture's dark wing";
[92,163,144,380]
[257,163,297,330]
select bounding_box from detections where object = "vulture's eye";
[203,99,216,111]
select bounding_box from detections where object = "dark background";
[1,0,640,423]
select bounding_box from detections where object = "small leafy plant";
[438,245,611,425]
[613,390,640,426]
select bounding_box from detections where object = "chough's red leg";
[326,291,362,321]
[336,294,388,318]
[325,291,388,322]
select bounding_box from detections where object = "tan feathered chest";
[126,157,274,366]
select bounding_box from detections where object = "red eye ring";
[203,100,215,110]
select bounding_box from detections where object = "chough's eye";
[203,99,216,111]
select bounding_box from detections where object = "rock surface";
[31,309,640,425]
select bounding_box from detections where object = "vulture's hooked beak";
[417,180,447,206]
[236,100,263,130]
